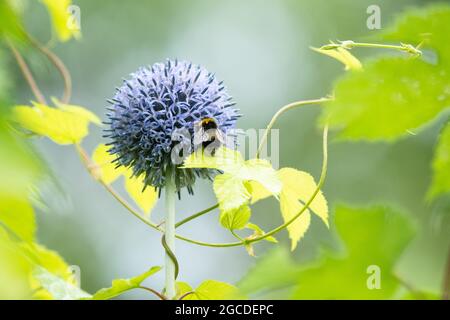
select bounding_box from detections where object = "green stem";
[164,175,177,299]
[256,97,331,158]
[248,124,328,243]
[137,286,167,300]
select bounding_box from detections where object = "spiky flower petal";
[105,59,240,194]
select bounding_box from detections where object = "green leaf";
[91,266,161,300]
[0,0,25,41]
[321,58,450,141]
[92,144,125,185]
[40,0,80,42]
[176,281,193,299]
[238,247,300,295]
[428,122,450,199]
[32,266,91,300]
[0,118,41,198]
[14,101,100,145]
[382,5,450,67]
[220,205,251,230]
[239,205,415,299]
[245,223,277,243]
[321,6,450,141]
[213,173,250,212]
[124,172,158,216]
[182,280,245,300]
[291,205,415,299]
[21,243,77,299]
[0,229,32,299]
[184,147,281,212]
[311,46,362,71]
[401,291,440,300]
[0,196,35,242]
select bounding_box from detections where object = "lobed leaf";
[311,46,362,71]
[14,101,100,145]
[250,168,328,250]
[0,196,35,242]
[219,205,251,230]
[182,280,245,300]
[321,58,450,141]
[92,144,125,184]
[124,172,158,217]
[32,266,91,300]
[239,205,415,299]
[40,0,81,42]
[184,147,281,214]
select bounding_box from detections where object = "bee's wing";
[214,129,226,145]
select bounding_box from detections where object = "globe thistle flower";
[105,59,240,195]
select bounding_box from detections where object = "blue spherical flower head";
[105,59,240,194]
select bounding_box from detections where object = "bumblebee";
[194,117,225,152]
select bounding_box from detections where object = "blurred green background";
[7,0,449,298]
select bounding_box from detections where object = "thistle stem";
[164,176,177,299]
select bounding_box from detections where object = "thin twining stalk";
[75,122,328,248]
[256,97,331,158]
[28,36,72,104]
[6,39,47,105]
[320,40,423,56]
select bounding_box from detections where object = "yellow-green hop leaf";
[245,223,277,243]
[52,99,101,126]
[124,172,158,216]
[0,196,35,242]
[280,190,311,251]
[92,144,125,184]
[428,122,450,199]
[321,58,450,141]
[40,0,80,42]
[32,266,91,300]
[291,206,415,299]
[14,101,100,145]
[239,206,415,299]
[220,205,251,230]
[183,147,243,172]
[278,168,328,227]
[91,266,161,300]
[22,243,78,299]
[382,5,450,67]
[176,281,193,299]
[213,173,250,212]
[312,46,362,71]
[248,167,328,250]
[0,230,33,299]
[184,147,281,212]
[182,280,245,300]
